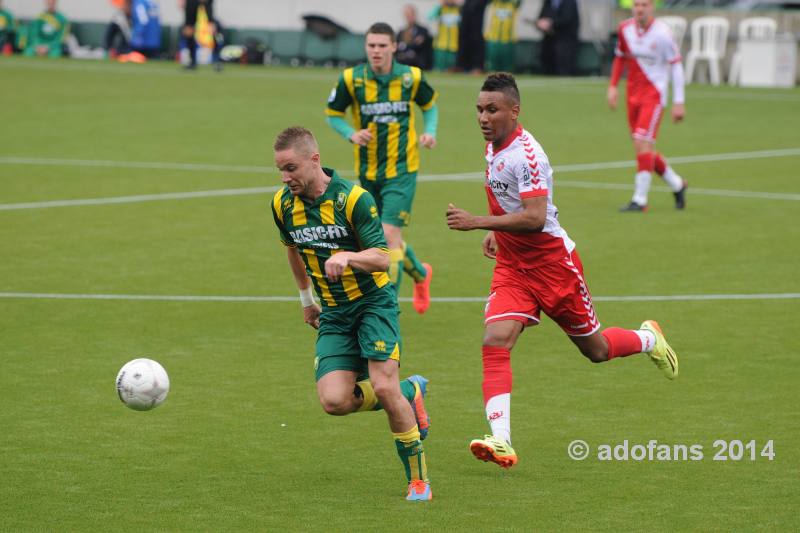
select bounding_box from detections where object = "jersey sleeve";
[614,22,628,57]
[349,192,388,251]
[413,69,438,111]
[663,31,682,64]
[516,152,549,199]
[271,192,295,247]
[325,71,353,117]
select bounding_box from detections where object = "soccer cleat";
[407,375,430,440]
[641,320,679,380]
[412,263,433,314]
[470,435,518,469]
[674,181,688,209]
[619,201,648,212]
[406,480,432,501]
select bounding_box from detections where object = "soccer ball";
[115,358,170,411]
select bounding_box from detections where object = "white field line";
[0,292,798,303]
[1,147,799,210]
[2,147,798,176]
[4,61,800,101]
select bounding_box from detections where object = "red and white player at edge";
[608,0,688,212]
[446,73,679,469]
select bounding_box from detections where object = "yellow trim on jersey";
[344,186,367,225]
[372,271,390,288]
[292,196,307,226]
[271,189,284,222]
[319,200,335,225]
[410,67,423,100]
[407,106,419,173]
[343,68,361,176]
[388,78,402,101]
[419,92,438,111]
[389,342,400,362]
[365,122,379,180]
[325,108,345,117]
[302,249,336,306]
[385,122,401,178]
[365,79,378,103]
[332,250,363,301]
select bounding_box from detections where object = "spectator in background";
[429,0,460,72]
[0,0,16,55]
[105,0,132,57]
[484,0,520,72]
[397,4,432,69]
[456,0,488,74]
[24,0,69,58]
[536,0,580,75]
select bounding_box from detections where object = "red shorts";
[484,251,601,337]
[627,99,663,142]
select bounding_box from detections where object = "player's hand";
[446,203,476,231]
[324,252,351,282]
[482,232,497,259]
[607,86,618,110]
[419,133,436,149]
[672,103,685,123]
[303,303,321,330]
[350,129,373,146]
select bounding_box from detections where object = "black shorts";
[184,0,214,27]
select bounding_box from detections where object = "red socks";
[654,153,667,175]
[636,152,655,173]
[601,328,642,359]
[482,346,512,403]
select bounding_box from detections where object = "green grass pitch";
[1,56,798,531]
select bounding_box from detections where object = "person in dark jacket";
[536,0,580,75]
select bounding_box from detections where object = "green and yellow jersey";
[271,168,391,308]
[325,61,438,181]
[433,4,460,53]
[25,10,69,57]
[0,9,15,37]
[485,0,521,43]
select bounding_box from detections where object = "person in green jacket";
[25,0,70,58]
[0,0,16,53]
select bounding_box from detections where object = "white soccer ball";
[115,358,170,411]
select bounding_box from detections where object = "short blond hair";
[273,126,319,156]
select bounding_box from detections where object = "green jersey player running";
[326,22,438,314]
[270,126,433,501]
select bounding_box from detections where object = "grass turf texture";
[1,56,799,531]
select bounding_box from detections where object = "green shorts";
[359,172,417,228]
[433,49,457,71]
[314,286,402,381]
[485,41,515,73]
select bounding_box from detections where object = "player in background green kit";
[429,0,461,71]
[325,22,438,315]
[484,0,521,72]
[24,0,69,58]
[270,126,432,502]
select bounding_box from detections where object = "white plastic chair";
[728,17,778,85]
[685,16,729,85]
[658,16,688,51]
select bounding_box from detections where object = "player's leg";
[654,152,688,209]
[379,174,432,314]
[470,271,536,468]
[546,251,679,379]
[358,297,431,500]
[182,0,199,69]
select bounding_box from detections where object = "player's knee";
[318,394,352,416]
[483,331,515,349]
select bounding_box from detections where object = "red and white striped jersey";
[484,124,575,269]
[615,18,682,106]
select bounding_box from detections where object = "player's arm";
[607,25,627,110]
[447,196,547,233]
[415,71,439,149]
[325,192,390,281]
[287,247,321,329]
[669,47,686,123]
